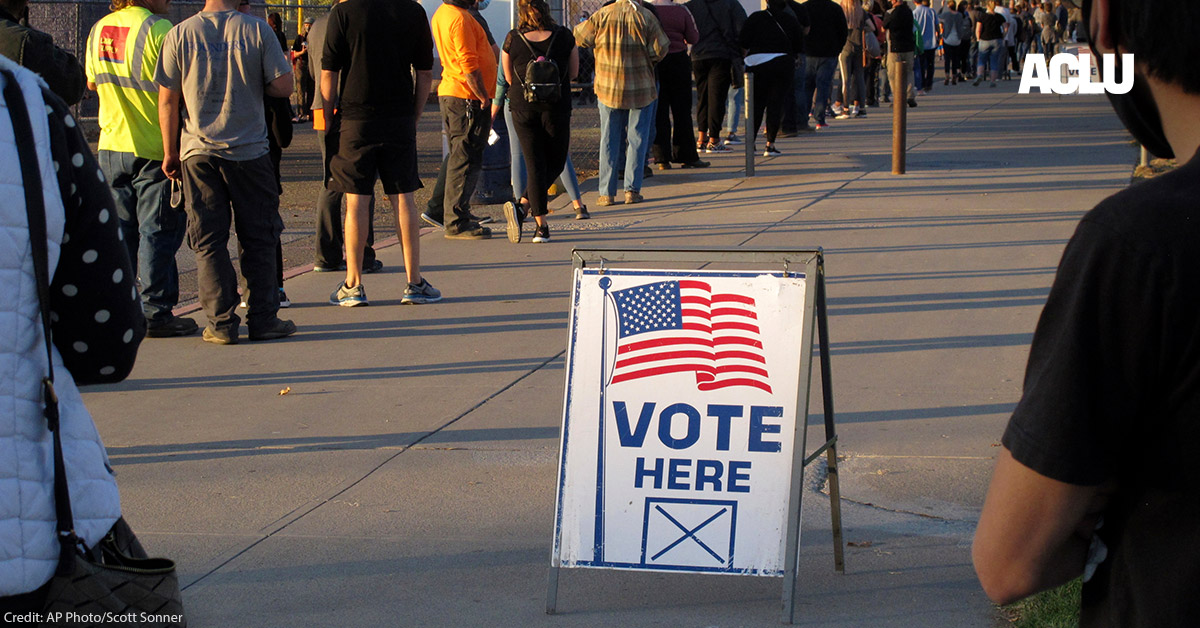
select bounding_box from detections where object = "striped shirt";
[573,0,668,110]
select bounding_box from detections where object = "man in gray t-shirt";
[154,0,297,345]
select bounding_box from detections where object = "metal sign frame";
[546,247,844,624]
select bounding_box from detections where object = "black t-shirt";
[739,8,802,57]
[1003,147,1200,627]
[978,12,1005,41]
[502,26,575,113]
[322,0,435,120]
[882,2,914,53]
[786,1,810,53]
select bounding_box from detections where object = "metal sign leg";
[546,566,561,614]
[816,265,845,573]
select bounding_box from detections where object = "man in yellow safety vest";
[86,0,198,337]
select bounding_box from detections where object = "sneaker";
[656,161,672,171]
[705,142,731,153]
[723,134,744,145]
[575,205,590,220]
[532,225,551,243]
[834,112,851,120]
[854,109,867,118]
[831,103,844,115]
[444,222,492,239]
[814,122,829,130]
[643,165,654,178]
[248,318,297,341]
[596,195,616,207]
[907,99,919,108]
[146,315,199,338]
[503,200,524,243]
[330,282,368,307]
[763,145,782,157]
[681,159,710,168]
[624,190,644,204]
[471,213,495,225]
[420,213,444,229]
[402,278,442,305]
[973,76,983,86]
[313,262,346,273]
[278,288,291,308]
[363,259,384,274]
[990,81,998,88]
[202,326,238,345]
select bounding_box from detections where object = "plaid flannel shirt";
[573,0,668,110]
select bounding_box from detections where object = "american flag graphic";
[608,280,772,393]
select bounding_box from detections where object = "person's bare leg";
[344,193,370,289]
[393,192,422,285]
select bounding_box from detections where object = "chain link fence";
[27,0,606,178]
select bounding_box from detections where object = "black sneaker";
[363,259,384,274]
[504,200,524,243]
[313,262,346,273]
[420,213,444,229]
[248,318,297,341]
[575,204,590,220]
[532,225,551,243]
[444,222,492,240]
[146,315,200,338]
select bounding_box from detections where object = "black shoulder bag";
[2,68,187,628]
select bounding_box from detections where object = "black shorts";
[329,116,421,195]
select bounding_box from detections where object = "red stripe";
[714,364,769,378]
[712,321,760,333]
[715,350,767,363]
[714,337,763,349]
[618,336,713,354]
[611,363,715,384]
[679,280,711,291]
[712,293,755,306]
[614,350,714,370]
[698,378,773,393]
[712,307,757,319]
[680,295,711,306]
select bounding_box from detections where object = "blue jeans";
[977,39,1004,79]
[598,101,654,196]
[99,150,185,323]
[803,56,836,125]
[505,102,582,203]
[724,86,743,136]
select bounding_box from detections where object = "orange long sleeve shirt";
[431,4,497,100]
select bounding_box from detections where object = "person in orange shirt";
[431,0,497,239]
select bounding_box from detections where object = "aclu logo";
[1019,53,1133,95]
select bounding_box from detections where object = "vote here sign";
[552,268,809,576]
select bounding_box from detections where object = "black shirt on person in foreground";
[322,0,434,120]
[1003,147,1200,628]
[977,12,1005,40]
[882,1,915,53]
[502,25,575,114]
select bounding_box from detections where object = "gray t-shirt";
[154,10,292,161]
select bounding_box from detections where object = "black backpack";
[518,29,561,104]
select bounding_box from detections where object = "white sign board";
[552,268,810,576]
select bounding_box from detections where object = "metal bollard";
[744,71,755,177]
[892,59,907,175]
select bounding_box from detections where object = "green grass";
[1004,579,1082,628]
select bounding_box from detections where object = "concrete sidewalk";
[82,81,1133,627]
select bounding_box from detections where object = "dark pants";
[182,154,282,334]
[98,150,184,323]
[781,55,806,132]
[943,42,964,77]
[693,57,732,139]
[918,49,936,90]
[652,51,700,164]
[751,56,791,145]
[865,57,880,104]
[315,126,375,268]
[511,107,571,217]
[803,56,837,125]
[438,96,489,231]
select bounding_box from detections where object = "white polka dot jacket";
[0,57,144,597]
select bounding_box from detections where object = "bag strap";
[1,69,79,567]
